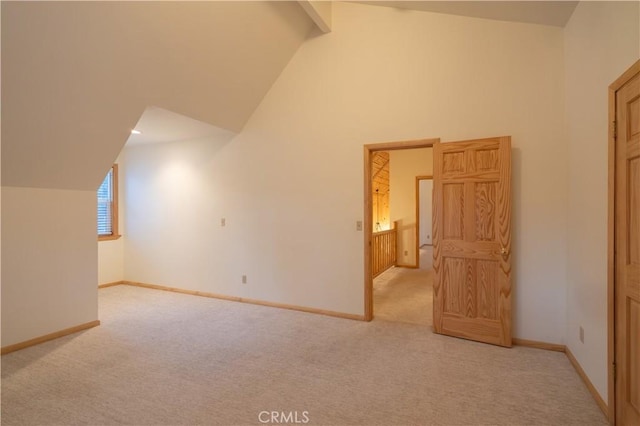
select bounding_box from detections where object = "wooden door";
[433,137,512,347]
[615,66,640,426]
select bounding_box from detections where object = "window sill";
[98,234,122,242]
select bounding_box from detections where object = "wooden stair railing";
[372,221,397,278]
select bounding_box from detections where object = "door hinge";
[613,362,617,382]
[613,121,617,140]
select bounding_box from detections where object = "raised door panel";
[443,184,464,240]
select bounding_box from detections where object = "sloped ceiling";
[1,1,580,191]
[371,152,390,195]
[353,1,578,27]
[1,1,314,190]
[126,106,236,147]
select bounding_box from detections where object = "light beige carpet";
[373,266,433,326]
[1,285,607,426]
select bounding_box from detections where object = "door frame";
[363,138,439,321]
[415,175,434,268]
[607,59,640,425]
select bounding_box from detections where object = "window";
[98,164,120,240]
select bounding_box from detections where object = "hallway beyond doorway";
[419,244,432,270]
[373,266,432,326]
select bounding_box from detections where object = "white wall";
[564,1,640,402]
[389,148,433,266]
[1,187,98,347]
[419,179,433,247]
[98,241,123,285]
[122,2,568,342]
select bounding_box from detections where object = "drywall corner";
[1,186,98,347]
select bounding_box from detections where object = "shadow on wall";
[510,147,522,335]
[396,220,418,267]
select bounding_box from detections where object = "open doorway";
[372,155,433,326]
[364,138,438,324]
[416,176,433,270]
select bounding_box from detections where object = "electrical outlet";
[579,326,584,343]
[356,221,362,231]
[242,275,247,284]
[221,218,226,227]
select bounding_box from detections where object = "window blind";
[97,168,113,236]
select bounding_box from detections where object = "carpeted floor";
[373,245,433,326]
[1,285,608,426]
[373,266,433,326]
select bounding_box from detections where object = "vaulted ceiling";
[371,152,390,195]
[1,1,314,190]
[353,1,579,27]
[1,1,580,190]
